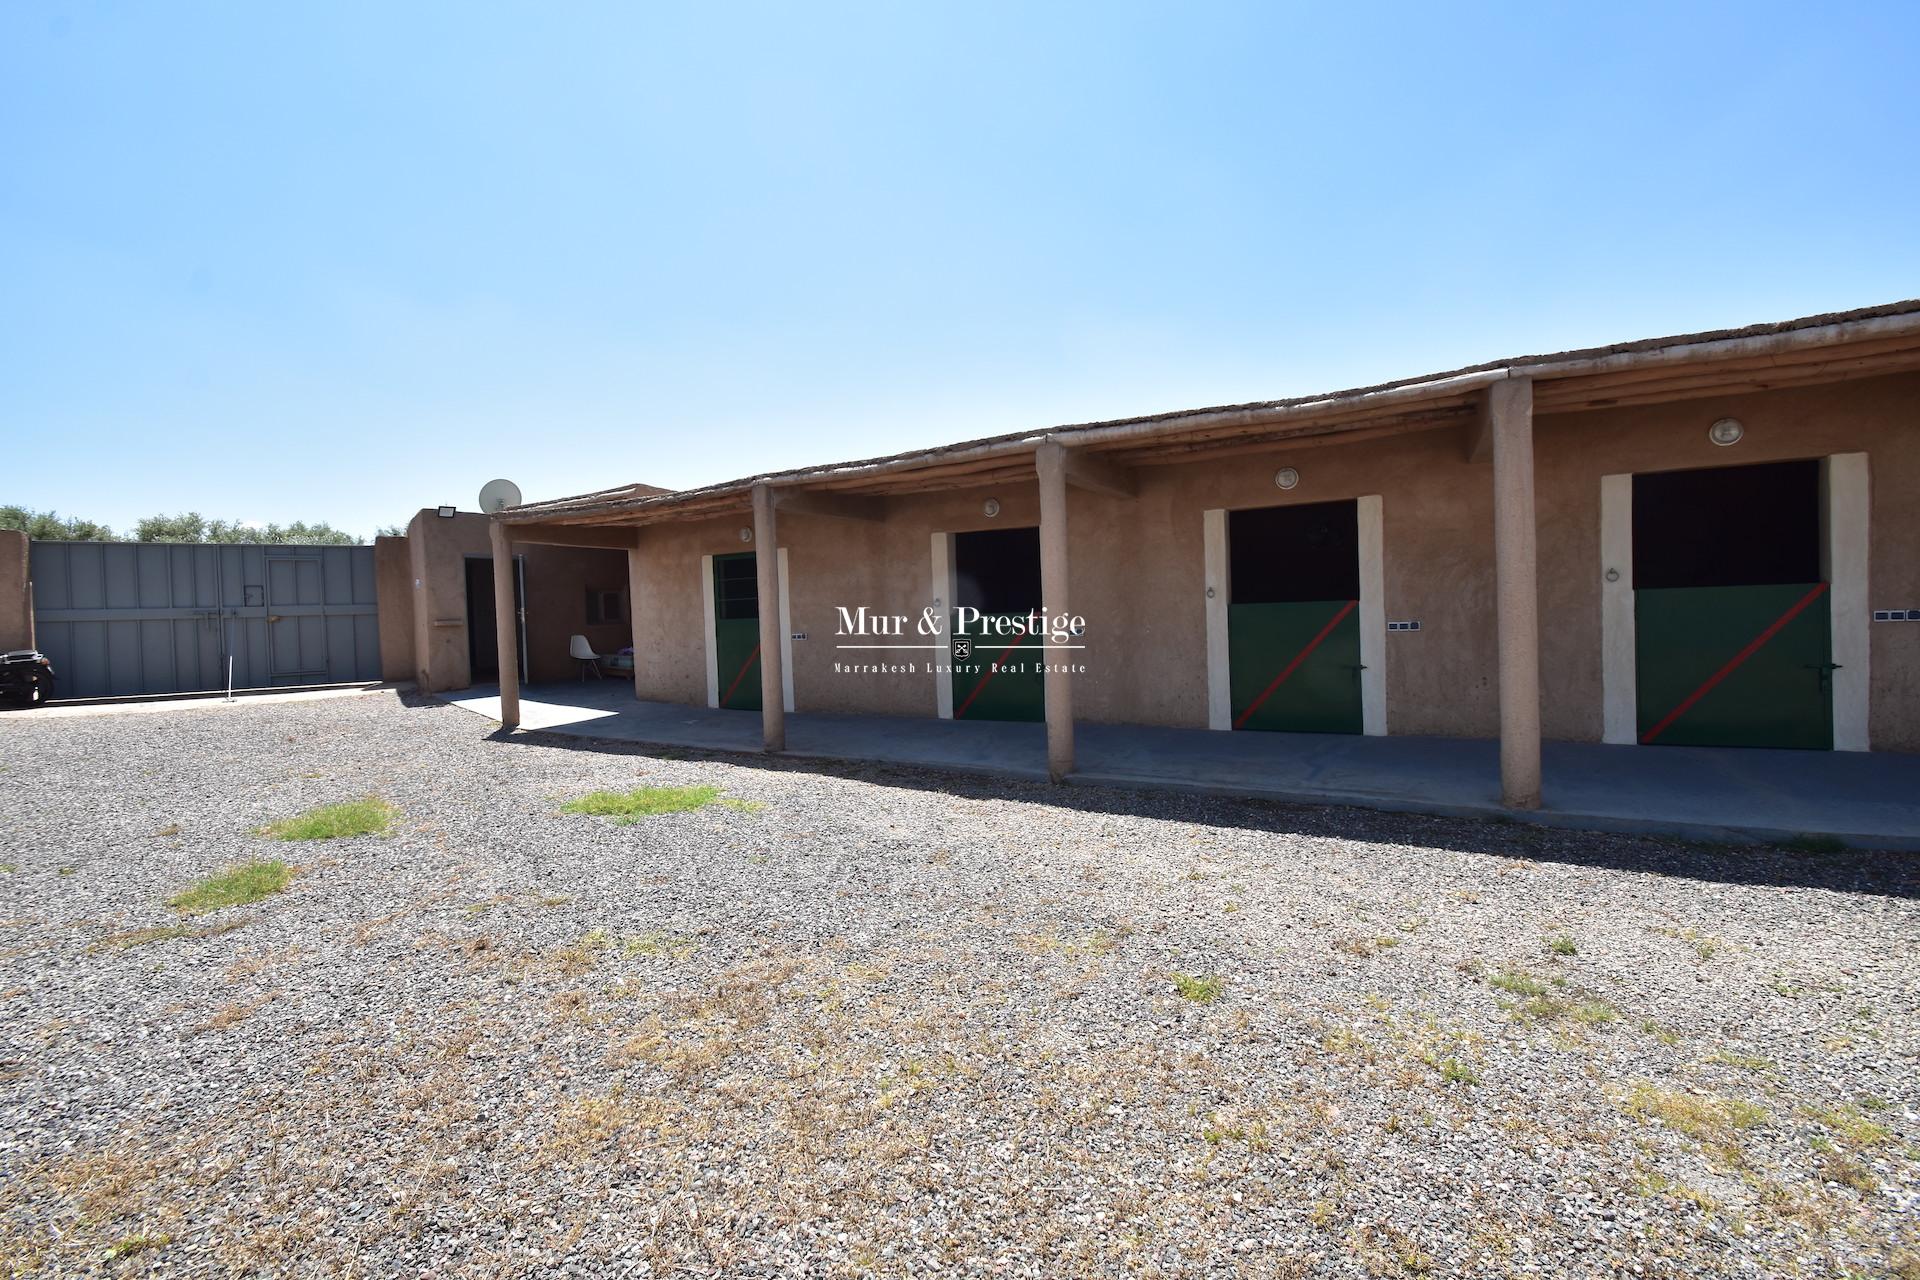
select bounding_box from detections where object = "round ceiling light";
[739,526,753,542]
[983,497,1001,518]
[1708,418,1744,447]
[1274,467,1300,490]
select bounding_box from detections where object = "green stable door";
[712,552,761,712]
[1632,460,1833,750]
[1228,499,1364,734]
[1229,600,1363,733]
[949,611,1045,722]
[1634,584,1833,749]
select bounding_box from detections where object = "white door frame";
[931,531,956,718]
[1823,453,1870,750]
[700,554,719,708]
[1202,496,1386,734]
[1598,455,1870,750]
[1202,510,1231,729]
[776,545,795,714]
[1599,474,1636,744]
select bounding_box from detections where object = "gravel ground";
[0,690,1916,1279]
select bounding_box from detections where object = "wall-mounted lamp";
[983,497,1002,518]
[1274,467,1300,490]
[437,505,457,518]
[1708,418,1744,447]
[739,527,754,543]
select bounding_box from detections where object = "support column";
[1490,377,1540,808]
[752,484,785,752]
[1036,441,1073,781]
[488,519,521,730]
[626,542,645,700]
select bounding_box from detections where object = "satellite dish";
[477,478,523,514]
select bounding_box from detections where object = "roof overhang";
[500,299,1920,530]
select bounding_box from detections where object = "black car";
[0,650,56,707]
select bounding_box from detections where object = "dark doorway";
[1633,459,1820,590]
[954,526,1042,614]
[950,527,1044,722]
[465,556,526,683]
[1229,500,1360,604]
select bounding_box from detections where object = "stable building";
[465,301,1920,811]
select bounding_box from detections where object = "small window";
[585,588,624,625]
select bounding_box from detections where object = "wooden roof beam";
[772,488,887,521]
[1056,442,1136,498]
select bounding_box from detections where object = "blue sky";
[3,2,1916,538]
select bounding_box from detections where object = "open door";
[711,551,762,711]
[465,556,527,685]
[949,527,1044,722]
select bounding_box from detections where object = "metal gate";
[28,541,381,700]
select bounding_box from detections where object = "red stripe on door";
[1639,582,1829,745]
[720,642,761,708]
[1232,599,1358,730]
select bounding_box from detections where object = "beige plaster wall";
[522,545,629,684]
[0,529,30,652]
[620,371,1916,752]
[1534,370,1920,751]
[629,516,753,705]
[403,511,633,692]
[373,535,414,682]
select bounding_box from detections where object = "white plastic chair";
[569,634,603,681]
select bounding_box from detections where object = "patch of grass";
[1571,999,1617,1026]
[258,797,393,841]
[622,931,700,961]
[1621,1083,1766,1161]
[1707,1048,1773,1071]
[1801,1103,1891,1148]
[88,917,251,954]
[58,866,75,876]
[1634,1167,1719,1213]
[0,864,14,874]
[153,823,180,838]
[168,861,291,914]
[1819,1150,1877,1193]
[1515,995,1571,1021]
[1653,924,1722,960]
[1546,934,1577,957]
[1488,968,1548,997]
[1639,1019,1681,1046]
[104,1234,171,1262]
[1171,972,1225,1004]
[1436,1056,1478,1086]
[559,784,726,823]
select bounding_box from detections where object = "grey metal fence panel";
[27,541,382,700]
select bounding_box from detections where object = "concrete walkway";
[444,681,1920,850]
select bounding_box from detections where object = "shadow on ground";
[406,692,1920,901]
